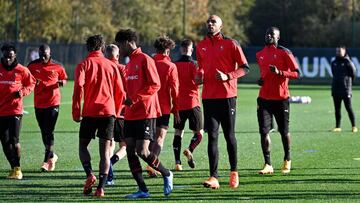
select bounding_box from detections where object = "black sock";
[152,144,161,156]
[43,149,53,162]
[189,132,202,152]
[82,161,93,177]
[173,136,182,164]
[127,154,148,192]
[284,151,291,161]
[110,154,120,165]
[143,153,170,177]
[97,173,108,189]
[264,152,271,165]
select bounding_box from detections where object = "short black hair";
[1,43,16,53]
[39,44,50,52]
[86,34,104,52]
[115,29,138,45]
[153,35,175,53]
[267,26,280,33]
[180,39,193,48]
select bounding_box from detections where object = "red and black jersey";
[0,63,35,116]
[256,45,299,100]
[124,48,161,120]
[72,50,125,120]
[196,33,249,99]
[28,59,68,108]
[153,54,179,114]
[175,55,200,111]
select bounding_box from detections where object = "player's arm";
[169,65,179,114]
[269,52,299,79]
[72,63,85,122]
[226,40,250,80]
[16,68,36,98]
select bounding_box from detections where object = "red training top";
[0,63,35,116]
[153,54,179,115]
[196,33,248,99]
[256,45,299,100]
[108,57,126,118]
[124,48,161,120]
[72,50,124,120]
[28,59,68,108]
[175,55,200,111]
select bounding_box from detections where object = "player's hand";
[35,79,41,86]
[215,69,229,81]
[269,65,280,75]
[174,111,181,124]
[124,98,133,106]
[15,90,22,98]
[73,117,81,123]
[57,80,64,87]
[257,78,264,86]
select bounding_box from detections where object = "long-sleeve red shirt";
[0,63,35,116]
[72,50,124,120]
[124,48,161,120]
[153,54,179,114]
[175,55,200,111]
[108,57,126,118]
[256,45,299,100]
[196,33,249,99]
[28,59,68,108]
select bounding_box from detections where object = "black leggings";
[333,96,356,127]
[35,106,59,146]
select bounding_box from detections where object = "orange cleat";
[175,164,183,171]
[94,188,104,197]
[203,177,220,189]
[145,165,161,178]
[83,174,96,195]
[229,171,239,188]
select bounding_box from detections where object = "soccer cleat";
[125,190,150,199]
[47,153,58,171]
[145,165,160,178]
[229,171,239,188]
[7,167,23,180]
[281,160,291,174]
[94,188,104,197]
[258,164,274,174]
[163,171,173,196]
[332,128,342,132]
[175,164,183,171]
[352,127,358,133]
[203,177,220,189]
[183,149,195,168]
[106,180,114,186]
[41,162,49,172]
[83,174,96,195]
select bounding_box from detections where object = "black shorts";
[124,118,156,141]
[0,115,22,144]
[79,116,115,140]
[203,97,236,135]
[174,106,203,131]
[257,97,290,135]
[114,118,125,142]
[156,114,170,127]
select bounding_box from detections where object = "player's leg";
[220,97,238,188]
[274,100,291,174]
[9,115,22,179]
[42,106,59,171]
[173,110,186,170]
[332,96,342,131]
[257,98,274,174]
[343,96,357,131]
[124,120,149,199]
[79,117,97,195]
[184,106,203,168]
[202,99,220,189]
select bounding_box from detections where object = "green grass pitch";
[0,82,359,202]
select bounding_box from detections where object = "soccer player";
[196,15,249,189]
[104,44,127,185]
[115,29,173,199]
[72,35,124,197]
[330,46,357,133]
[256,27,299,175]
[28,44,68,172]
[0,43,36,179]
[172,39,203,171]
[146,35,179,176]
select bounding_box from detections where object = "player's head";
[180,39,193,56]
[86,34,105,52]
[265,27,280,46]
[39,44,51,63]
[336,45,347,58]
[206,15,223,36]
[153,35,175,55]
[115,29,138,57]
[1,43,17,66]
[105,44,120,60]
